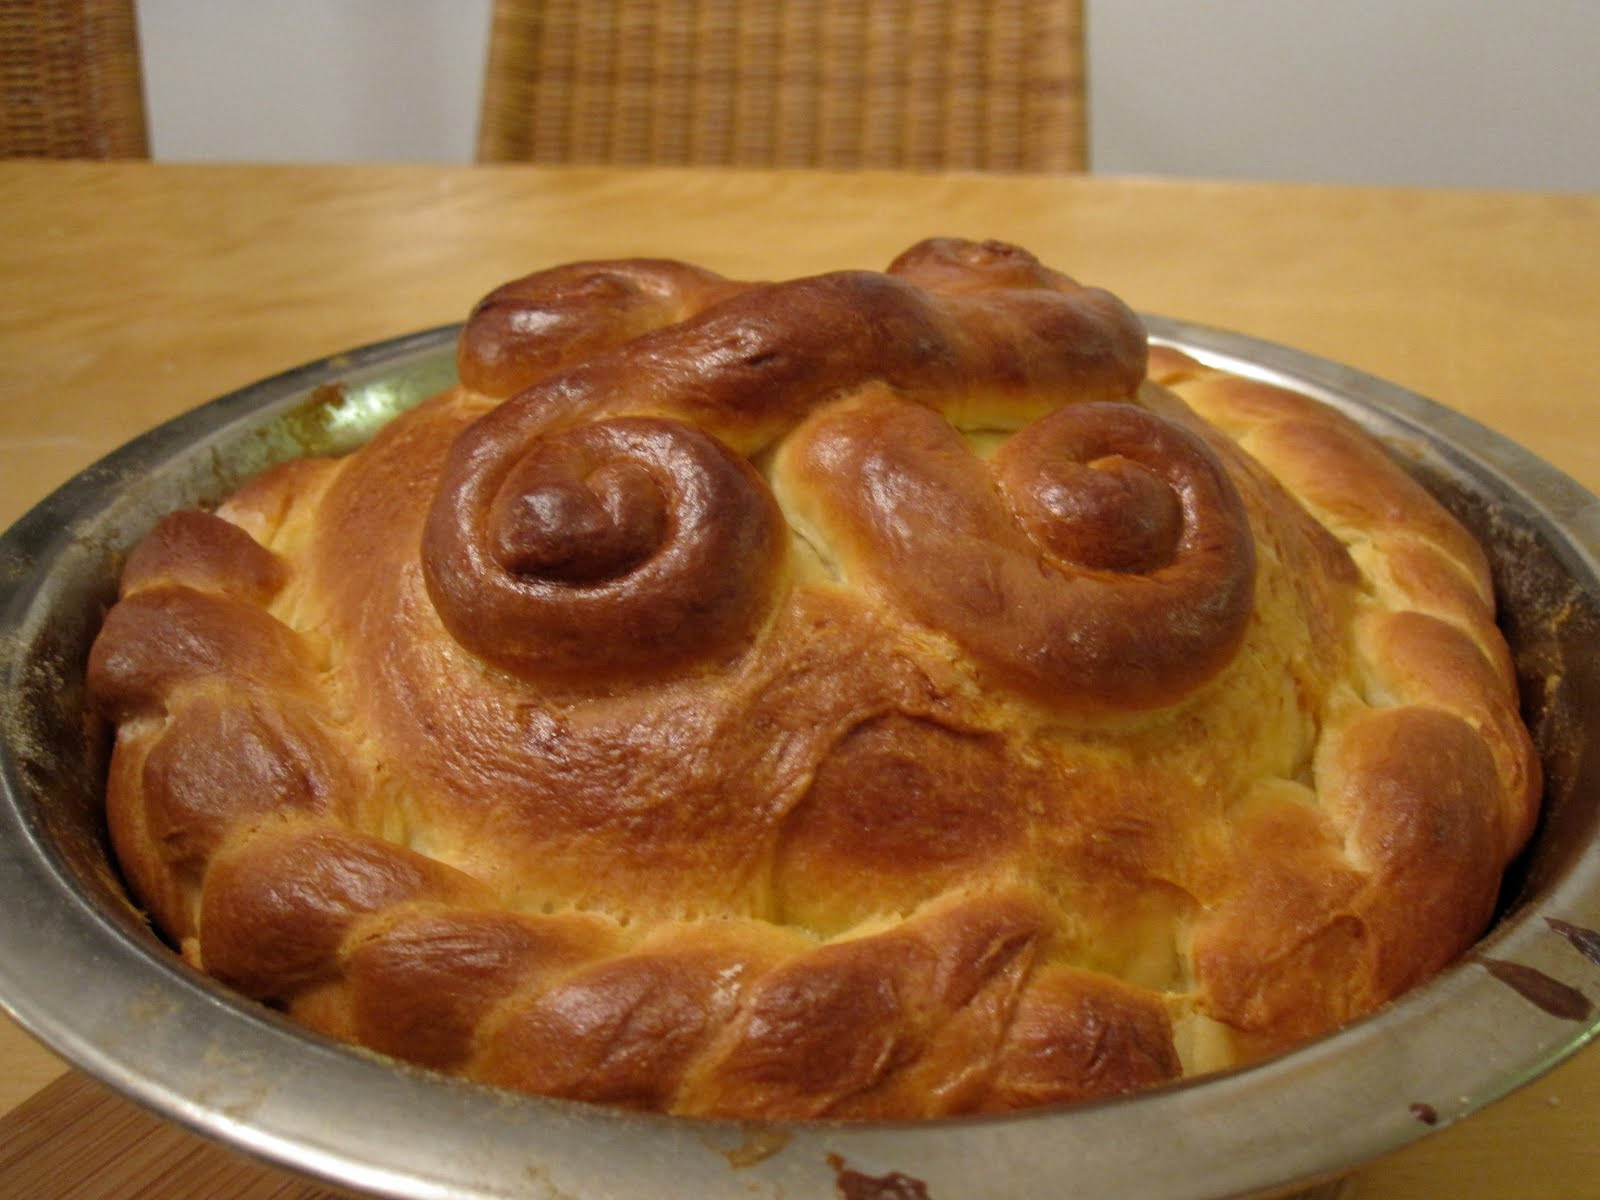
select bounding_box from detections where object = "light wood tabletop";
[1,162,1598,1198]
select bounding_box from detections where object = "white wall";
[138,0,1600,192]
[138,0,492,164]
[1086,0,1600,192]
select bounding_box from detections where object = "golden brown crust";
[86,242,1539,1119]
[424,413,790,682]
[456,257,749,399]
[777,388,1256,708]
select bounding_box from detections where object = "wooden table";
[1,162,1597,1198]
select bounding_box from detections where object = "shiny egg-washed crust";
[87,239,1540,1118]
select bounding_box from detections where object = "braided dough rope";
[1144,345,1541,1054]
[86,240,1539,1118]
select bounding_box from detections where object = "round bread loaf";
[87,238,1540,1118]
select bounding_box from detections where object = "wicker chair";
[1,0,148,159]
[477,0,1085,172]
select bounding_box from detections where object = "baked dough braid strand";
[1152,348,1541,856]
[193,829,1180,1120]
[1147,348,1543,1052]
[86,511,357,947]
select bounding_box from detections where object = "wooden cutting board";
[0,1070,359,1200]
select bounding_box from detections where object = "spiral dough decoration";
[424,236,1201,695]
[780,392,1255,708]
[424,414,786,680]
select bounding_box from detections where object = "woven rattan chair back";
[2,0,148,159]
[477,0,1084,172]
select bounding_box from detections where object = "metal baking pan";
[2,316,1598,1200]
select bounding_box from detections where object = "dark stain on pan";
[1545,918,1600,968]
[1409,1101,1439,1125]
[1474,955,1594,1020]
[827,1154,933,1200]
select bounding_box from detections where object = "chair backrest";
[477,0,1085,172]
[1,0,148,159]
